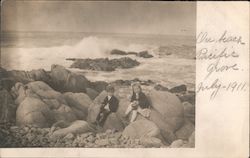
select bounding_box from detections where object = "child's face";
[133,86,141,93]
[107,91,114,96]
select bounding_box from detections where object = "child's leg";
[99,110,110,127]
[125,103,133,116]
[130,110,138,123]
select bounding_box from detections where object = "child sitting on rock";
[95,85,119,127]
[125,82,151,123]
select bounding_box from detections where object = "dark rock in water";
[70,57,140,71]
[127,52,138,55]
[66,58,77,61]
[111,57,140,69]
[137,51,153,58]
[154,84,169,91]
[110,49,127,55]
[70,58,115,71]
[0,89,16,123]
[169,84,187,93]
[110,78,154,87]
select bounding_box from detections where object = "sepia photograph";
[0,1,196,148]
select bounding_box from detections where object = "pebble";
[1,125,181,148]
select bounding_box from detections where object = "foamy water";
[1,32,195,90]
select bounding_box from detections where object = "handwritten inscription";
[196,30,247,99]
[197,30,245,45]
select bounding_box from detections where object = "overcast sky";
[2,1,196,35]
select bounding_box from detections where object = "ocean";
[1,31,196,90]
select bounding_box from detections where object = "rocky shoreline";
[0,64,195,148]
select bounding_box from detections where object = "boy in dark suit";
[96,85,119,127]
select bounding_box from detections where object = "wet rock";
[63,92,93,120]
[64,133,74,140]
[175,119,194,140]
[103,113,124,132]
[154,84,169,91]
[86,88,99,100]
[169,84,187,93]
[30,69,52,84]
[16,97,54,128]
[137,51,153,58]
[0,88,16,123]
[149,90,184,131]
[51,65,89,93]
[187,131,195,147]
[95,139,109,146]
[70,57,140,71]
[170,139,184,148]
[51,120,92,139]
[89,81,108,93]
[14,81,79,127]
[110,49,127,55]
[182,101,195,124]
[178,92,195,105]
[127,52,138,55]
[122,119,161,139]
[140,137,162,148]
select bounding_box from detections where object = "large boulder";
[182,101,195,124]
[89,81,108,93]
[0,89,16,123]
[103,113,124,132]
[51,120,93,139]
[169,84,187,93]
[14,81,82,127]
[148,90,184,131]
[16,97,54,127]
[50,65,89,93]
[188,131,195,147]
[29,69,52,84]
[122,119,161,139]
[86,88,99,100]
[63,92,93,120]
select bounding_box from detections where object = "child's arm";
[100,96,108,109]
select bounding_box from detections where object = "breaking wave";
[2,36,156,70]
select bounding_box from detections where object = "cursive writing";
[197,30,245,45]
[197,79,247,100]
[196,30,246,99]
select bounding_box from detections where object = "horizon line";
[1,30,195,37]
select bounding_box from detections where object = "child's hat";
[106,84,115,92]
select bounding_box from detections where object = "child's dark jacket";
[101,96,119,112]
